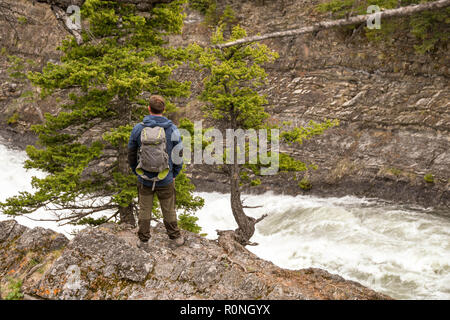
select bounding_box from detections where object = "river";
[0,140,449,300]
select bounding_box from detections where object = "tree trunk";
[228,109,261,246]
[229,162,257,245]
[117,97,136,226]
[217,0,450,48]
[118,142,136,226]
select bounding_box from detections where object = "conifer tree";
[0,0,204,227]
[195,25,338,245]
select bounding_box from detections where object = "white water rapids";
[1,140,449,300]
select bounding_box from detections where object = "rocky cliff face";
[177,0,450,208]
[0,220,390,299]
[0,0,448,207]
[0,0,70,147]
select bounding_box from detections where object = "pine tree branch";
[216,0,450,48]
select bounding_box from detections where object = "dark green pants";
[137,181,181,242]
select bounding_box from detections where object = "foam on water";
[1,141,449,299]
[193,192,450,300]
[0,142,90,237]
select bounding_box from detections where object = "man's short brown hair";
[149,95,165,114]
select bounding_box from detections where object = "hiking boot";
[172,236,185,247]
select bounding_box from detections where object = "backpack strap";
[136,173,158,190]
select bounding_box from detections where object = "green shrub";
[317,0,355,18]
[250,178,261,186]
[17,16,27,24]
[188,0,236,28]
[7,112,19,125]
[7,55,27,80]
[28,258,41,268]
[299,177,312,191]
[5,278,24,300]
[19,90,34,98]
[188,0,215,14]
[178,213,202,234]
[218,5,236,27]
[19,90,36,103]
[388,167,402,176]
[240,171,250,182]
[317,0,450,54]
[410,9,450,54]
[424,173,434,183]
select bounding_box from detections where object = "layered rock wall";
[0,0,448,206]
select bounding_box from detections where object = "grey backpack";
[136,124,170,190]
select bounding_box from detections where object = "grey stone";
[0,221,391,300]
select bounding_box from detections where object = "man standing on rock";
[128,95,185,249]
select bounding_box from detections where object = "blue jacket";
[128,115,183,187]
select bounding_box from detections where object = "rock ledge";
[0,220,391,300]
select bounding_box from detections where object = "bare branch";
[21,201,116,225]
[104,210,119,222]
[216,0,450,48]
[242,205,263,209]
[255,213,268,224]
[0,2,20,41]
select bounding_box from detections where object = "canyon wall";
[0,0,448,207]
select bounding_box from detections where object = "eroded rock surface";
[0,220,391,300]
